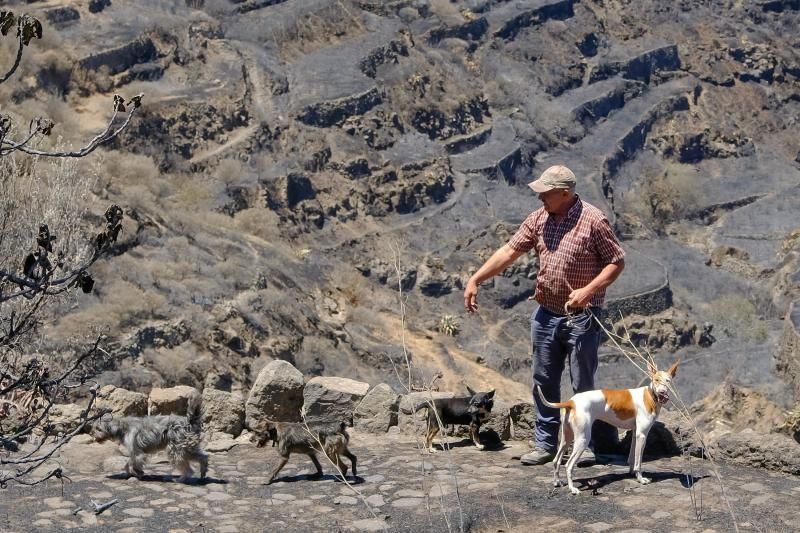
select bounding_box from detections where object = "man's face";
[538,188,572,214]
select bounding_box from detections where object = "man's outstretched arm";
[464,244,525,312]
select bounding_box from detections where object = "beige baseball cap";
[528,165,576,193]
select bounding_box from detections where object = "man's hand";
[566,286,594,309]
[464,279,479,313]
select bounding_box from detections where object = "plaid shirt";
[507,196,625,312]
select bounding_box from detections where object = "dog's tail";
[186,392,203,432]
[535,386,573,410]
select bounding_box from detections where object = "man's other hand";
[464,280,479,313]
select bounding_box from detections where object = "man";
[463,165,625,465]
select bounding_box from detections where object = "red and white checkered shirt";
[507,196,625,312]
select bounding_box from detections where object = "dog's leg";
[128,455,145,480]
[343,449,357,477]
[469,423,484,450]
[552,411,572,488]
[175,456,193,484]
[425,421,440,453]
[195,450,209,480]
[331,453,348,478]
[308,452,324,478]
[268,456,290,484]
[565,422,590,495]
[627,431,637,475]
[633,429,651,485]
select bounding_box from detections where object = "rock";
[478,399,511,443]
[354,383,400,433]
[44,7,80,26]
[715,430,800,475]
[509,401,536,441]
[302,376,370,426]
[202,388,245,437]
[46,403,86,435]
[88,0,112,14]
[245,360,305,431]
[689,380,786,434]
[96,385,147,417]
[148,385,199,416]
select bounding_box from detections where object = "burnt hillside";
[7,0,800,407]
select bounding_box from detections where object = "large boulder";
[245,360,305,431]
[148,385,199,416]
[95,385,147,417]
[302,376,370,426]
[46,403,86,435]
[202,388,245,437]
[509,401,536,441]
[354,383,400,433]
[479,399,511,442]
[715,430,800,475]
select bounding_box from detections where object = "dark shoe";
[520,448,556,465]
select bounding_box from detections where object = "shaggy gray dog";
[91,393,208,483]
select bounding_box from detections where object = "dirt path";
[2,430,797,532]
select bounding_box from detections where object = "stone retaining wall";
[776,301,800,400]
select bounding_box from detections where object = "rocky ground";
[2,429,799,533]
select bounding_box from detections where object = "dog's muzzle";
[656,390,670,403]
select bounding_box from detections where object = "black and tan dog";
[405,387,495,452]
[254,420,357,484]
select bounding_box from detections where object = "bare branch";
[1,95,143,158]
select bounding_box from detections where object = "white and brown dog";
[536,359,679,494]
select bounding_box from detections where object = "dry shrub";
[215,157,247,187]
[619,159,704,234]
[52,279,168,334]
[233,207,283,242]
[268,1,365,60]
[706,294,768,342]
[100,151,160,188]
[335,267,369,308]
[141,344,211,386]
[168,174,218,210]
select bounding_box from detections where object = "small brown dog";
[255,420,357,484]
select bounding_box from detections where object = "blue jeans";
[531,306,617,452]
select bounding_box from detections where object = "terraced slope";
[11,0,800,406]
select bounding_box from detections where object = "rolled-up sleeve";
[591,217,625,265]
[507,214,537,253]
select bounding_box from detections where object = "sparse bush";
[0,8,142,486]
[706,294,768,342]
[782,405,800,440]
[437,314,460,336]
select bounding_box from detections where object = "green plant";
[437,314,460,336]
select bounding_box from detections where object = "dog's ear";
[486,389,495,399]
[466,385,476,396]
[667,358,680,378]
[647,360,657,377]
